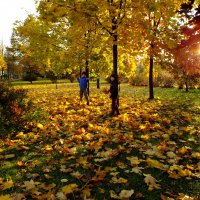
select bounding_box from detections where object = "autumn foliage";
[0,84,31,135]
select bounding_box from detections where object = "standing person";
[78,72,89,105]
[109,74,120,116]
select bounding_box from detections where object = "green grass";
[9,78,108,86]
[9,79,69,86]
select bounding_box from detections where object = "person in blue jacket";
[78,72,89,105]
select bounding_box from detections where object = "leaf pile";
[0,84,199,199]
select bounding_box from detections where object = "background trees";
[173,0,200,91]
[0,55,7,79]
[3,0,200,96]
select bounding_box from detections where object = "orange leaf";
[17,161,23,166]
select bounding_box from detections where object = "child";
[78,72,89,105]
[109,74,120,115]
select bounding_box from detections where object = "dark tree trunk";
[85,59,89,96]
[1,68,4,79]
[149,43,154,99]
[97,78,100,89]
[79,67,82,78]
[185,75,189,92]
[111,18,120,108]
[30,71,33,84]
[113,33,118,78]
[112,15,118,78]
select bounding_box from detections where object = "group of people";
[77,72,120,116]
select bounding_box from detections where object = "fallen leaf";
[12,193,26,200]
[119,189,134,199]
[4,154,15,159]
[0,195,12,200]
[17,161,23,166]
[111,177,128,184]
[127,156,142,165]
[37,123,44,129]
[82,187,92,198]
[61,183,78,195]
[61,179,68,183]
[22,179,36,190]
[144,174,161,191]
[2,180,14,190]
[130,166,143,174]
[56,192,67,200]
[161,194,174,200]
[110,190,119,199]
[146,158,165,170]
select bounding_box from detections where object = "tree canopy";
[3,0,200,94]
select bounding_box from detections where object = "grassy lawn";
[0,83,199,199]
[8,79,70,86]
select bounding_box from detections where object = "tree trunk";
[30,71,33,84]
[113,33,118,77]
[149,44,154,99]
[79,67,82,78]
[1,68,4,79]
[85,58,89,96]
[97,78,100,89]
[185,75,189,92]
[112,19,119,109]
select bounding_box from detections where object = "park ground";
[0,82,200,200]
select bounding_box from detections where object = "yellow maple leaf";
[141,134,150,141]
[146,158,165,170]
[43,145,53,151]
[144,174,161,191]
[178,169,192,177]
[167,151,177,158]
[0,195,12,200]
[127,156,142,165]
[23,179,36,190]
[56,192,67,200]
[12,193,26,200]
[119,189,134,199]
[82,187,91,198]
[110,190,119,199]
[111,177,128,184]
[37,123,44,130]
[76,157,90,168]
[192,152,200,159]
[110,189,134,199]
[161,194,174,200]
[178,147,188,154]
[2,180,14,190]
[168,171,180,179]
[91,169,107,182]
[131,166,143,174]
[70,171,83,179]
[61,183,78,195]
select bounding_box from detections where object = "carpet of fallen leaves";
[0,84,200,200]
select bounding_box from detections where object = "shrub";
[129,72,148,86]
[155,71,176,88]
[0,84,31,137]
[22,72,38,82]
[45,71,58,83]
